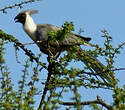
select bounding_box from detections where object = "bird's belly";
[36,43,49,54]
[36,42,61,55]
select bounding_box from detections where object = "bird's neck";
[23,14,37,40]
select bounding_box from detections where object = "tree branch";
[0,29,47,69]
[38,43,56,110]
[0,0,40,13]
[60,96,113,110]
[38,65,52,110]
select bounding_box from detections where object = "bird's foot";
[47,55,58,63]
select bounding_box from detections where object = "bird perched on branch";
[14,10,91,57]
[14,10,114,83]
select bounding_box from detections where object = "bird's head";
[14,10,38,25]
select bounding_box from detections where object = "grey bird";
[14,10,91,57]
[14,10,114,83]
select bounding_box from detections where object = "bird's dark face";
[14,13,26,25]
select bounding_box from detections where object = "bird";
[14,10,91,57]
[14,10,114,83]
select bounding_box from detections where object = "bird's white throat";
[23,14,37,41]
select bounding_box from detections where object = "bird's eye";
[21,14,25,18]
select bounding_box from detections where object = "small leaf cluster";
[47,21,74,42]
[113,85,125,109]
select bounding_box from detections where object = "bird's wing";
[57,33,91,46]
[36,24,59,41]
[35,24,91,47]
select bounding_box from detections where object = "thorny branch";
[60,96,113,110]
[15,43,47,69]
[80,68,125,76]
[0,29,47,69]
[38,42,56,110]
[0,0,40,13]
[38,63,53,110]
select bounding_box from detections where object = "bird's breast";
[23,25,37,41]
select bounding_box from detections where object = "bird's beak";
[14,15,19,23]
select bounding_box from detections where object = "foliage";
[47,21,74,42]
[0,1,125,110]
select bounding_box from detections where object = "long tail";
[76,47,115,83]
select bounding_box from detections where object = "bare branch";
[0,0,40,13]
[38,66,52,110]
[112,68,125,71]
[60,96,113,110]
[81,68,125,76]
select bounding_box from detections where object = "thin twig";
[80,68,125,76]
[0,0,40,13]
[19,41,43,46]
[15,43,47,69]
[60,96,113,110]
